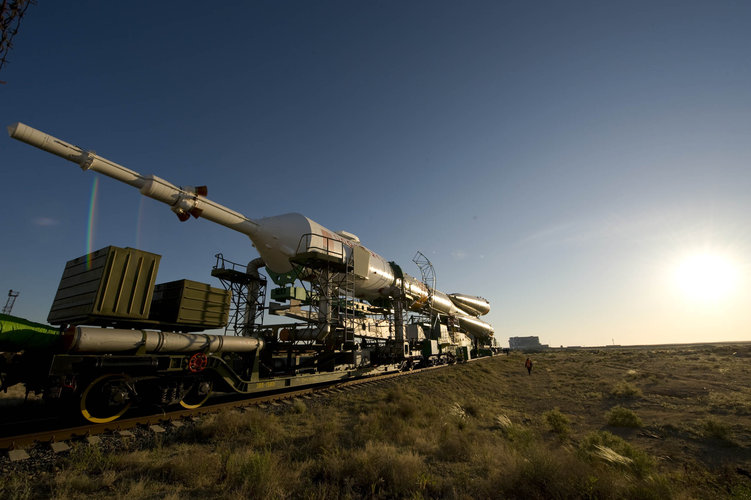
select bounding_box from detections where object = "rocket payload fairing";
[8,122,494,341]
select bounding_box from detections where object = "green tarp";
[0,313,60,351]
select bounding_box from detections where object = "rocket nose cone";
[7,122,21,137]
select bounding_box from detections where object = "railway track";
[1,360,456,454]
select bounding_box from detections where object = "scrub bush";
[543,408,571,438]
[607,406,642,428]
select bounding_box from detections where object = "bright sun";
[672,252,739,304]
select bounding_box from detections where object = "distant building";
[508,336,548,351]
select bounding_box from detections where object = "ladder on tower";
[340,252,356,346]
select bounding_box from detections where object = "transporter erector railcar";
[2,123,496,423]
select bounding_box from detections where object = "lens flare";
[85,177,99,269]
[136,196,146,250]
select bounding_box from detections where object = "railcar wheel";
[179,380,212,409]
[80,374,132,423]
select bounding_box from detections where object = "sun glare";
[672,252,739,304]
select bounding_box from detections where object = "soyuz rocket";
[8,123,494,342]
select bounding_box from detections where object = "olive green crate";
[47,246,161,325]
[149,279,230,328]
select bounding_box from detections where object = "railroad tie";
[8,449,29,462]
[50,442,70,454]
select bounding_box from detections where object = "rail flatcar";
[2,123,497,422]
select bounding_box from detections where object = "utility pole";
[2,289,19,314]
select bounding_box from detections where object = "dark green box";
[421,339,439,358]
[48,246,161,325]
[270,286,308,302]
[150,280,230,328]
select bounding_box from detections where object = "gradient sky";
[3,1,751,347]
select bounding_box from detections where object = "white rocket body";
[8,122,494,341]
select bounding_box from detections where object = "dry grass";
[4,344,751,498]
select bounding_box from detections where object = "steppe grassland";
[3,345,751,499]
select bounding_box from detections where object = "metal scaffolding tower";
[290,233,356,349]
[2,289,19,314]
[211,254,266,336]
[412,250,437,329]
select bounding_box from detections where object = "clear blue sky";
[3,1,750,347]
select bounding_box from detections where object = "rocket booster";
[8,123,493,340]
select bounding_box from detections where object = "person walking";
[525,357,533,375]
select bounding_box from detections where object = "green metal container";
[47,246,161,325]
[421,339,439,358]
[455,346,471,362]
[149,279,230,328]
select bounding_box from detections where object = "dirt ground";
[494,344,751,472]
